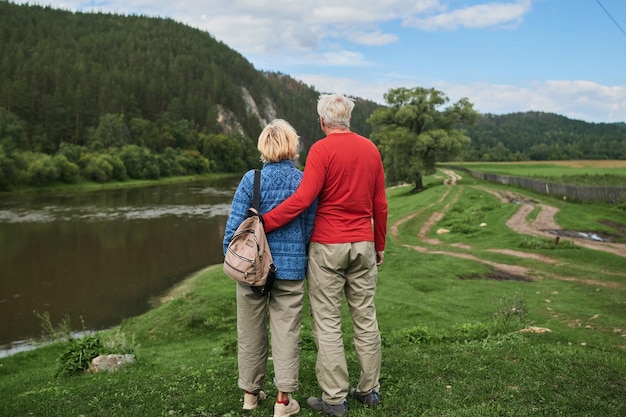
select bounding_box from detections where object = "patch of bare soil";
[460,270,532,282]
[440,169,462,185]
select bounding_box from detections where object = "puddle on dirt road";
[542,229,615,242]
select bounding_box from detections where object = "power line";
[595,0,626,37]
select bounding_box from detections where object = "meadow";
[1,168,625,417]
[445,160,626,186]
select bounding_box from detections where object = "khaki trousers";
[307,242,381,405]
[236,279,304,393]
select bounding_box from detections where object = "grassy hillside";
[1,172,625,416]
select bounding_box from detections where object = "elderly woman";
[223,119,317,417]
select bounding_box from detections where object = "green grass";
[1,176,625,417]
[445,161,626,186]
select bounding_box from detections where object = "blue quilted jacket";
[223,160,317,280]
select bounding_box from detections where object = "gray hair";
[317,94,355,129]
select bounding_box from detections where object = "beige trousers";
[307,242,381,405]
[236,279,304,394]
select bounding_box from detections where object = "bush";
[0,149,18,190]
[102,153,127,181]
[493,292,528,331]
[27,153,58,186]
[118,144,160,179]
[53,154,80,184]
[81,154,113,182]
[56,334,103,376]
[157,148,185,176]
[398,325,443,344]
[56,143,84,164]
[177,149,210,175]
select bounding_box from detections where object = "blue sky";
[16,0,626,123]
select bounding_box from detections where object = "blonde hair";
[257,119,299,163]
[317,94,355,129]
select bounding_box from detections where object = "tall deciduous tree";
[369,87,478,191]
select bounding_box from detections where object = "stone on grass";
[88,354,135,373]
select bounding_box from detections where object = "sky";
[14,0,626,124]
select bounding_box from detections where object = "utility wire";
[594,0,626,37]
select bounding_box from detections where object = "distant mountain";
[0,2,378,156]
[462,111,626,161]
[0,3,623,163]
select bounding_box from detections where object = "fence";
[450,166,626,204]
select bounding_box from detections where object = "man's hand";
[375,250,384,266]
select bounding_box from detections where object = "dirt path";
[472,185,626,258]
[391,169,626,289]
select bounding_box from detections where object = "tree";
[0,108,29,153]
[87,114,130,151]
[368,87,478,191]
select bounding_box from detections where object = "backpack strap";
[248,169,261,217]
[252,169,261,211]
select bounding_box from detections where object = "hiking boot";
[349,388,380,406]
[274,397,300,417]
[307,397,348,416]
[243,390,266,410]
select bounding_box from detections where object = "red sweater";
[263,131,388,251]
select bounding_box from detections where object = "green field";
[445,160,626,186]
[1,171,625,416]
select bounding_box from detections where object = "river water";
[0,176,240,355]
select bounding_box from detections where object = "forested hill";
[463,111,626,161]
[0,4,624,191]
[0,3,377,156]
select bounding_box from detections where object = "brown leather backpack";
[223,169,276,296]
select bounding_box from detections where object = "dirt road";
[391,169,626,287]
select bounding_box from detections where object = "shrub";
[157,148,184,176]
[398,325,443,344]
[101,153,127,181]
[453,322,491,340]
[56,334,104,376]
[0,149,18,190]
[27,153,59,186]
[119,145,160,179]
[177,149,210,175]
[56,143,84,164]
[53,154,80,184]
[519,236,578,250]
[493,292,528,331]
[81,154,113,182]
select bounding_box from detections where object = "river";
[0,176,240,356]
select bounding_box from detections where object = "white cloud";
[433,80,626,123]
[347,31,399,47]
[294,73,387,99]
[294,75,626,123]
[405,0,534,31]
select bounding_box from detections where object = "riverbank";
[1,175,625,416]
[1,173,239,194]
